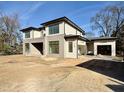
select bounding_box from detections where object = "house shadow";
[105,79,124,92]
[76,59,124,91]
[106,84,124,92]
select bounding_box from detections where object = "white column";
[112,41,116,56]
[94,43,97,56]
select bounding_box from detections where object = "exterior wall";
[78,40,86,45]
[64,38,78,58]
[44,22,65,57]
[33,30,42,38]
[64,23,84,37]
[45,22,64,36]
[23,42,44,56]
[45,34,64,57]
[23,42,31,56]
[78,40,87,55]
[23,35,45,56]
[94,40,116,56]
[23,30,44,40]
[30,43,42,56]
[87,42,94,52]
[77,30,83,37]
[65,22,76,35]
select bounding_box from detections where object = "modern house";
[21,17,117,58]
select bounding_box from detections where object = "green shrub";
[3,44,13,55]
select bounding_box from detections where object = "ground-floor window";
[25,43,30,53]
[49,41,59,54]
[69,42,73,52]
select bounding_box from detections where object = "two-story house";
[21,17,117,58]
[21,17,87,58]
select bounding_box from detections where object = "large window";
[25,31,30,38]
[25,43,30,53]
[49,24,59,34]
[49,41,59,54]
[69,42,73,52]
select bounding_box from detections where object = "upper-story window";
[25,31,30,38]
[49,24,59,35]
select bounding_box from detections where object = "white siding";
[33,30,41,38]
[78,40,86,45]
[64,39,78,58]
[30,43,41,56]
[77,30,81,35]
[77,30,84,37]
[65,23,76,35]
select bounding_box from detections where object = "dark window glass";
[69,42,73,52]
[49,24,59,34]
[49,41,59,54]
[25,43,30,53]
[25,31,30,38]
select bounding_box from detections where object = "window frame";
[49,41,59,54]
[49,24,59,35]
[68,42,73,52]
[25,31,30,38]
[25,43,30,53]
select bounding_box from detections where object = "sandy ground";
[0,55,123,92]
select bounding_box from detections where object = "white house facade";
[21,17,117,58]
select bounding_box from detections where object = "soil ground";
[0,55,123,92]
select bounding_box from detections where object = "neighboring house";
[20,17,117,58]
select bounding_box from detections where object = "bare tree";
[91,5,124,37]
[0,12,21,46]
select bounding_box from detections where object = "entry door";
[97,45,111,55]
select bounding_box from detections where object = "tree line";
[0,12,22,55]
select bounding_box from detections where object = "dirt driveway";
[0,55,123,92]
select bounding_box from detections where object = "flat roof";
[41,17,85,35]
[20,27,40,32]
[20,27,45,32]
[64,35,88,41]
[88,37,118,41]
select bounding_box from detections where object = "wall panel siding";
[65,23,76,35]
[64,39,78,58]
[45,34,64,57]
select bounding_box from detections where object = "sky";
[0,1,123,36]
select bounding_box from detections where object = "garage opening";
[97,45,111,56]
[32,43,43,55]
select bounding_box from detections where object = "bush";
[3,44,13,55]
[0,44,23,55]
